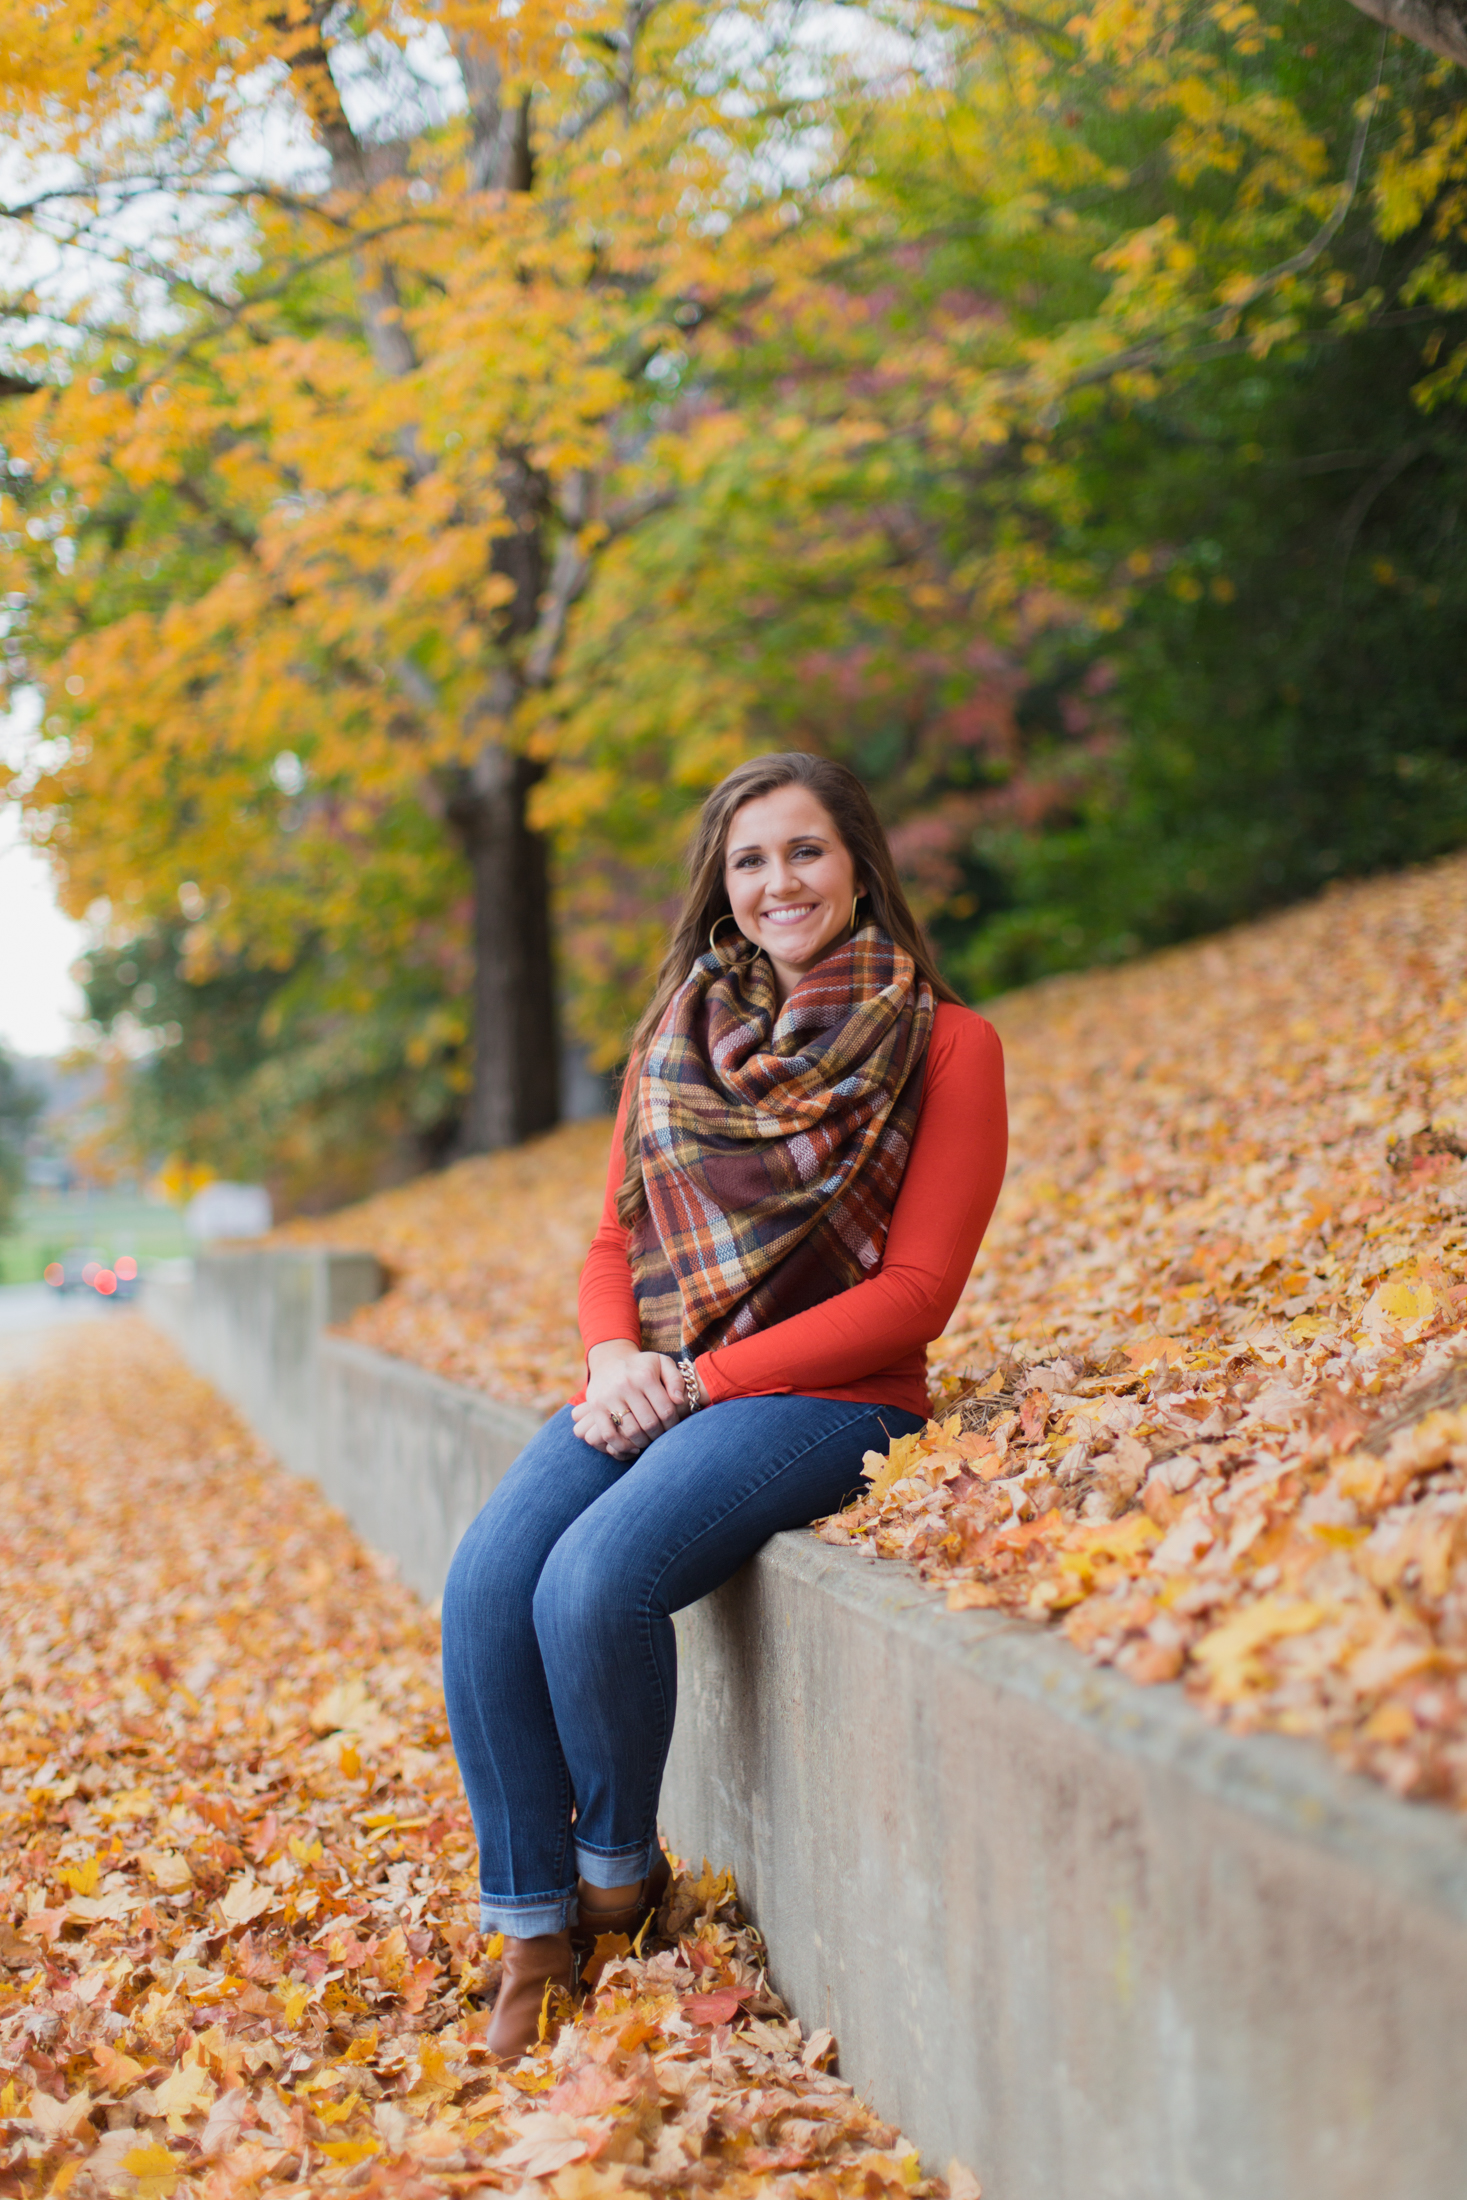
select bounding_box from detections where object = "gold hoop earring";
[850,891,863,932]
[708,911,741,957]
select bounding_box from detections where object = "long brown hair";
[616,751,964,1227]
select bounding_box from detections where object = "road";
[0,1280,113,1374]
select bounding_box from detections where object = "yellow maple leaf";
[216,1875,273,1929]
[56,1856,100,1898]
[316,2090,363,2127]
[1361,1274,1435,1342]
[863,1430,926,1503]
[310,1678,378,1734]
[1124,1334,1186,1371]
[407,2038,457,2105]
[92,2042,147,2091]
[138,1847,192,1892]
[317,2139,380,2166]
[122,2143,182,2200]
[1193,1597,1327,1702]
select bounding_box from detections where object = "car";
[44,1247,105,1294]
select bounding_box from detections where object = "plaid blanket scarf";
[630,924,934,1357]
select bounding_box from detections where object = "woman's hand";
[573,1340,686,1458]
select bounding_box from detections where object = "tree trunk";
[447,748,560,1152]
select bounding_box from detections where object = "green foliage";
[954,321,1467,993]
[0,1047,41,1237]
[542,0,1467,1029]
[81,921,469,1213]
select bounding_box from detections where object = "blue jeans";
[441,1393,924,1937]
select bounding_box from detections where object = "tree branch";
[1342,0,1467,67]
[129,218,435,399]
[1335,438,1429,591]
[1053,42,1387,409]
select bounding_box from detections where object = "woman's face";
[723,784,862,1003]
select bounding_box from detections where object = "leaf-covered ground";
[0,1323,957,2200]
[282,853,1467,1804]
[825,853,1467,1802]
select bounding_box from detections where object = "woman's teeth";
[762,905,817,925]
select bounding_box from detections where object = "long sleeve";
[576,1079,641,1361]
[573,1003,1007,1418]
[697,1006,1006,1408]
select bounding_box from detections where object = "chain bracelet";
[678,1356,701,1413]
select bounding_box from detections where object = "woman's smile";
[723,784,862,1002]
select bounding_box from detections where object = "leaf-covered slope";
[834,850,1467,1802]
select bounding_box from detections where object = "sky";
[1,693,87,1060]
[0,805,85,1058]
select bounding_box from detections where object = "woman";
[442,752,1007,2057]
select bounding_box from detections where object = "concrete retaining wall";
[145,1252,1467,2200]
[145,1248,382,1483]
[145,1257,539,1604]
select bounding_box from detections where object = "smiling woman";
[722,783,864,995]
[440,752,1008,2058]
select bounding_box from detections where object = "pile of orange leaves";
[284,854,1467,1806]
[823,854,1467,1803]
[0,1325,963,2200]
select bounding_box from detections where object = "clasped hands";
[572,1338,704,1459]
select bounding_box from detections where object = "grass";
[0,1188,190,1286]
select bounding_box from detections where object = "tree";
[79,910,468,1211]
[538,0,1467,1023]
[6,0,1465,1176]
[0,0,854,1149]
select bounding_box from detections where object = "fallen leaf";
[138,1848,192,1892]
[153,2058,215,2126]
[682,1987,748,2026]
[0,1324,960,2200]
[217,1876,274,1930]
[92,2043,147,2092]
[121,2142,182,2200]
[27,2088,94,2140]
[198,2088,252,2158]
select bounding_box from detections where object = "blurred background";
[1,0,1464,1253]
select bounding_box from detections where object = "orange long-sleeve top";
[575,1001,1008,1420]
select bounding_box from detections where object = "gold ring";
[609,1410,624,1429]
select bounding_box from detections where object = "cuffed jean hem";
[575,1836,661,1889]
[479,1891,575,1938]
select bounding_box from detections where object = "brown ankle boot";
[571,1848,672,1977]
[485,1929,575,2061]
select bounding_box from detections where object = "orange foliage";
[0,1323,956,2196]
